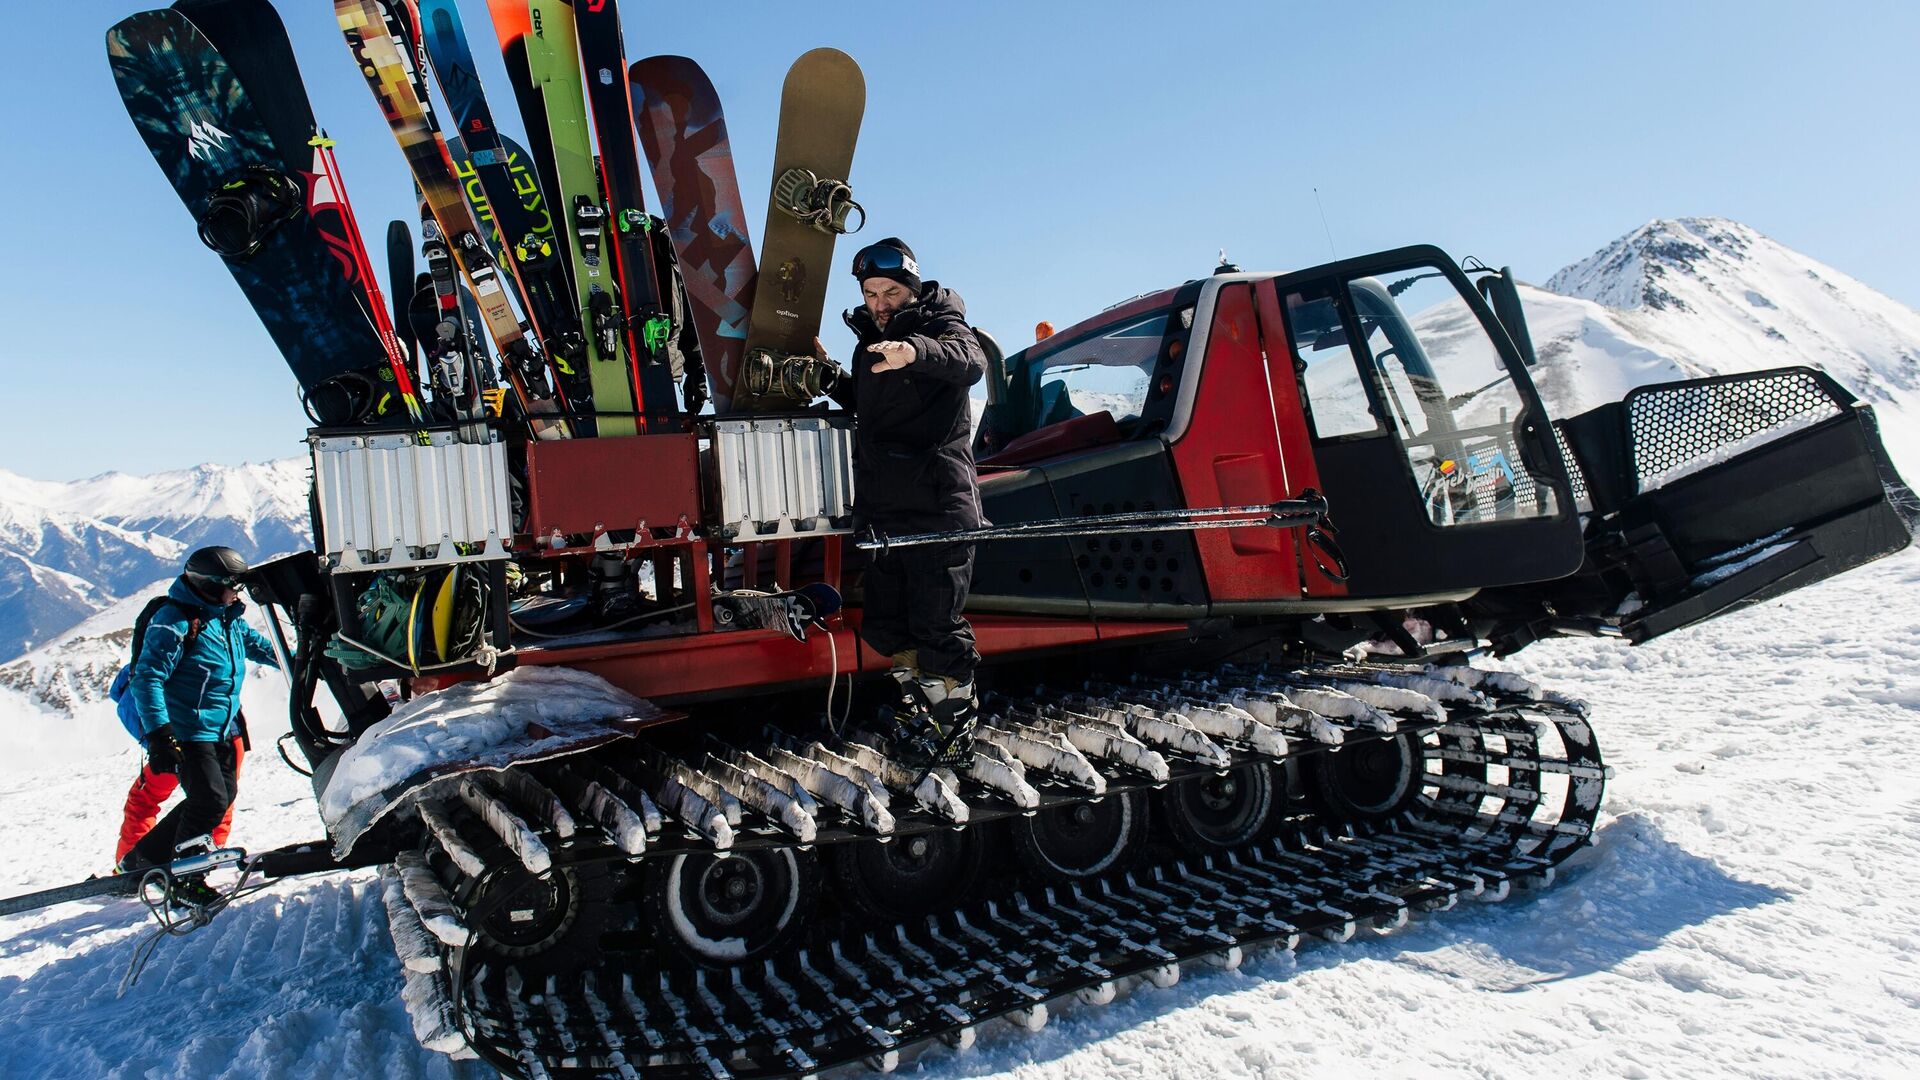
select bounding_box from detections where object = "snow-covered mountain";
[1521,217,1920,466]
[0,459,309,662]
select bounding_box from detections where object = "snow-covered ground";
[3,544,1917,1079]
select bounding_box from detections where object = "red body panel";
[509,611,1187,702]
[1253,281,1343,597]
[1167,282,1308,601]
[522,433,703,540]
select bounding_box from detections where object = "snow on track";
[3,550,1918,1078]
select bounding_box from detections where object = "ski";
[336,0,570,438]
[423,0,596,430]
[740,48,866,411]
[631,53,754,412]
[574,0,682,427]
[386,218,419,363]
[0,848,245,918]
[310,132,427,422]
[516,0,641,436]
[109,8,399,427]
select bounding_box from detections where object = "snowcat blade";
[1510,367,1916,647]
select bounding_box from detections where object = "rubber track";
[395,664,1606,1078]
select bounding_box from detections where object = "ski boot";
[886,668,980,772]
[164,838,227,911]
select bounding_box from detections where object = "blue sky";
[6,0,1917,480]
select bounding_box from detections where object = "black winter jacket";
[833,282,986,532]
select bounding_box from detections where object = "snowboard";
[336,0,570,438]
[424,1,595,428]
[574,0,682,428]
[108,8,395,425]
[740,48,866,411]
[520,0,640,437]
[631,54,755,413]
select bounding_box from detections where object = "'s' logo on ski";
[186,118,233,162]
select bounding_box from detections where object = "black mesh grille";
[1625,370,1844,493]
[1550,422,1591,510]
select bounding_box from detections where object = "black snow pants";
[860,542,979,683]
[129,738,239,868]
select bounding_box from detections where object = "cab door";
[1266,246,1584,600]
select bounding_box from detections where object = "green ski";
[520,0,639,436]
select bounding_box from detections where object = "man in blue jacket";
[121,547,279,885]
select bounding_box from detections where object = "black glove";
[146,728,181,775]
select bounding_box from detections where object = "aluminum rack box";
[311,429,512,571]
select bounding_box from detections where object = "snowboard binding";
[197,166,304,258]
[883,655,980,773]
[773,167,865,235]
[740,348,840,403]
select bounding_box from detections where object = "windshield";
[984,302,1190,446]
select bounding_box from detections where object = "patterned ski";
[422,0,595,429]
[109,8,399,425]
[337,0,569,438]
[499,0,640,436]
[631,54,755,412]
[574,0,681,427]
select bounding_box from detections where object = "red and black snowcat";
[225,245,1915,1076]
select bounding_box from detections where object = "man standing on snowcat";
[815,237,987,766]
[119,547,279,901]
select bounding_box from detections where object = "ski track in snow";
[4,551,1920,1078]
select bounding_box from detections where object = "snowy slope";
[1,547,1916,1079]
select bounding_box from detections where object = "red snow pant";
[115,735,246,864]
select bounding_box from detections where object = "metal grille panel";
[1626,370,1844,493]
[1549,422,1591,511]
[712,417,855,540]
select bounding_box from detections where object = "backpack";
[109,596,205,740]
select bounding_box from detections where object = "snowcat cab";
[973,247,1584,624]
[975,245,1916,654]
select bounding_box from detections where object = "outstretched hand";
[869,340,916,372]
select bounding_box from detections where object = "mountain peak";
[1528,217,1920,472]
[1545,217,1766,313]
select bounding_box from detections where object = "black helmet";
[183,546,250,592]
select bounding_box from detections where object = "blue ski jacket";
[129,577,279,743]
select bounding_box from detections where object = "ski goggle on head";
[851,245,918,280]
[188,571,244,591]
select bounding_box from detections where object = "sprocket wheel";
[1312,733,1424,820]
[467,861,618,976]
[1011,790,1146,881]
[645,849,815,967]
[1159,761,1279,852]
[831,827,990,922]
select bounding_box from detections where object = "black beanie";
[851,236,921,293]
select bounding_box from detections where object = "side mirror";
[1476,267,1540,368]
